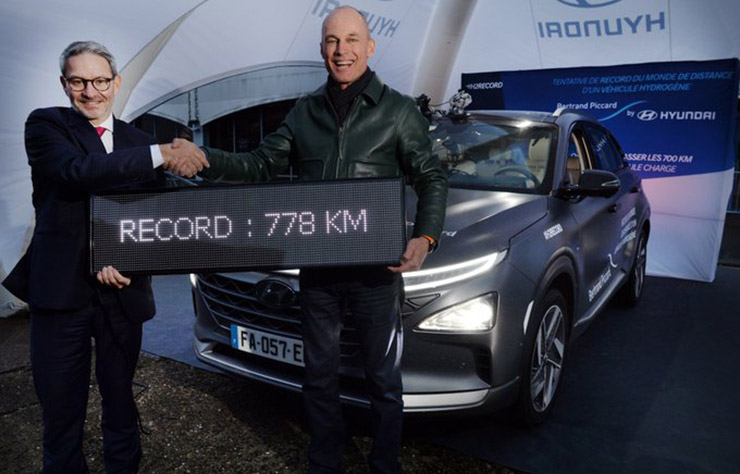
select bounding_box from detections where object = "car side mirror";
[559,169,620,198]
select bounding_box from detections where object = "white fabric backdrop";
[1,0,739,312]
[0,0,436,313]
[0,0,203,313]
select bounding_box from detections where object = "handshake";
[159,138,210,178]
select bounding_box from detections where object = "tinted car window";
[430,117,557,193]
[565,135,584,184]
[583,125,624,172]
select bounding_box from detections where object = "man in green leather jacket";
[172,6,447,474]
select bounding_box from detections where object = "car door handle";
[608,203,620,213]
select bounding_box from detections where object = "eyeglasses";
[65,76,114,92]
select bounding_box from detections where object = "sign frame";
[90,177,407,275]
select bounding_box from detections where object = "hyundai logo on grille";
[637,110,659,121]
[556,0,623,7]
[255,279,296,309]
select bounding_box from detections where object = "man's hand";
[96,265,131,289]
[388,236,430,273]
[160,138,209,177]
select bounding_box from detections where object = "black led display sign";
[90,178,406,274]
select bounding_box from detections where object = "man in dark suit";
[2,41,207,473]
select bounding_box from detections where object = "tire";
[615,230,647,307]
[517,288,568,426]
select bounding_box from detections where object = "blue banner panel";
[462,59,739,180]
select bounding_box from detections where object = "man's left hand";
[96,265,131,289]
[388,237,430,273]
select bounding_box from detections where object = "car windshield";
[430,115,558,193]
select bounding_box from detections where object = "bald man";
[172,6,448,473]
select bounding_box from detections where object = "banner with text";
[462,58,739,281]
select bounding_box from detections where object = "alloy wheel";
[530,303,566,413]
[632,235,646,299]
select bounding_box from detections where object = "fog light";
[417,294,495,332]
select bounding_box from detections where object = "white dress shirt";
[93,114,164,168]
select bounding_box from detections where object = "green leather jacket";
[202,74,448,242]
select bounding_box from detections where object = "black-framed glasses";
[65,76,114,92]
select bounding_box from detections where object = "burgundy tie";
[95,126,106,137]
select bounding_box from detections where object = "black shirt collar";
[326,68,374,126]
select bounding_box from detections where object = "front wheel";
[517,288,568,426]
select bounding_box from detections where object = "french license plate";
[230,325,304,367]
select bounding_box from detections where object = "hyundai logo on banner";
[637,110,659,121]
[636,109,718,122]
[536,0,668,39]
[311,0,401,38]
[557,0,623,8]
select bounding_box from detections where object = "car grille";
[197,273,363,367]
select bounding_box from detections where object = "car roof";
[463,109,599,126]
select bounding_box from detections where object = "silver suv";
[191,108,650,425]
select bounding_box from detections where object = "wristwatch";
[420,234,438,253]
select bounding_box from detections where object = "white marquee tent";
[1,0,739,313]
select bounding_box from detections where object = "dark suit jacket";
[3,107,164,322]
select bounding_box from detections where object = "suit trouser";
[30,297,143,474]
[300,268,404,474]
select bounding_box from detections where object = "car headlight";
[402,251,506,292]
[416,294,496,332]
[189,273,198,287]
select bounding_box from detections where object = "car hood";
[407,187,548,266]
[218,188,548,281]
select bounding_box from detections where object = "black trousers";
[300,268,404,474]
[30,297,143,474]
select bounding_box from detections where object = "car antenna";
[416,89,472,123]
[416,94,434,121]
[448,89,472,120]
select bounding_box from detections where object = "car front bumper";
[190,260,533,414]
